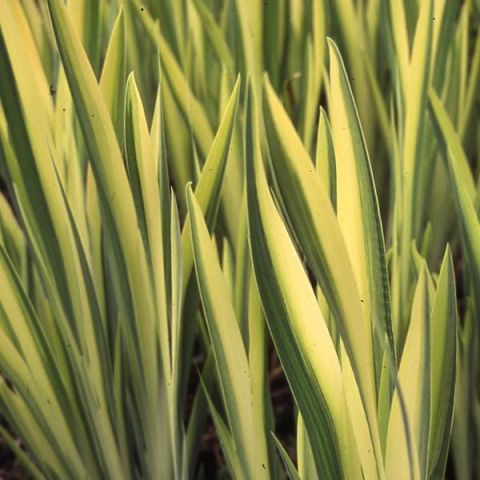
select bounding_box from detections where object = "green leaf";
[386,265,432,480]
[428,88,480,304]
[315,108,336,208]
[191,0,235,76]
[187,185,270,479]
[128,0,214,157]
[297,414,318,479]
[327,39,394,379]
[233,0,263,87]
[427,248,457,478]
[263,0,287,88]
[0,2,75,328]
[99,8,126,141]
[45,1,151,360]
[181,76,241,291]
[262,73,381,476]
[247,91,361,479]
[0,423,44,480]
[272,434,301,480]
[394,0,434,350]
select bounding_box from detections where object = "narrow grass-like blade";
[262,73,381,475]
[248,95,360,479]
[99,8,126,141]
[187,185,270,479]
[328,39,394,380]
[428,248,457,478]
[386,265,432,479]
[428,89,480,302]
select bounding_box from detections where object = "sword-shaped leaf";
[248,94,361,479]
[262,72,381,477]
[428,248,457,478]
[187,186,270,480]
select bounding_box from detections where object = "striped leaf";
[262,73,381,476]
[247,93,361,479]
[187,185,270,480]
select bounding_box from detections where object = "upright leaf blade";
[248,94,361,479]
[262,74,381,475]
[386,266,432,480]
[187,186,270,480]
[328,39,394,377]
[428,248,457,478]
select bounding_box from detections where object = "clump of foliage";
[0,0,479,478]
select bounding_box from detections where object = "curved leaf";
[248,94,361,479]
[327,39,394,386]
[262,73,381,475]
[187,185,270,480]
